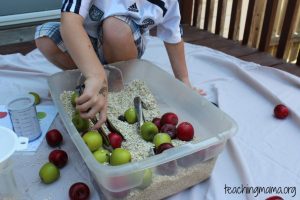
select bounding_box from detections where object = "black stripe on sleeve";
[65,0,73,12]
[147,0,167,17]
[61,0,68,12]
[74,0,81,13]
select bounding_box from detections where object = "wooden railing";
[180,0,300,65]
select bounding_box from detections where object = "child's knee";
[102,17,133,46]
[35,37,59,56]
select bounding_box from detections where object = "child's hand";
[76,76,108,129]
[182,79,206,96]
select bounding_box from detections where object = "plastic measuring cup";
[0,126,28,199]
[7,95,42,142]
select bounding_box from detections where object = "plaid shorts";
[35,16,145,64]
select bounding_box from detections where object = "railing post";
[180,0,194,25]
[258,0,279,52]
[193,0,201,27]
[242,0,256,45]
[204,0,211,30]
[228,0,243,40]
[215,0,225,35]
[276,0,300,59]
[297,49,300,66]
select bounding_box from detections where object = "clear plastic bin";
[48,59,237,200]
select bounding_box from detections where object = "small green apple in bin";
[139,168,153,189]
[124,108,137,124]
[153,133,171,148]
[82,131,103,152]
[93,148,110,164]
[72,114,89,133]
[110,148,131,166]
[141,121,159,142]
[71,91,79,107]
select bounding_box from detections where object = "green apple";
[141,122,158,141]
[29,92,41,105]
[39,162,60,184]
[72,114,89,133]
[139,168,153,189]
[83,131,103,152]
[153,133,171,148]
[124,108,137,124]
[93,148,110,164]
[71,91,79,107]
[110,148,131,166]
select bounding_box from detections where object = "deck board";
[0,41,35,55]
[0,25,299,76]
[240,52,285,66]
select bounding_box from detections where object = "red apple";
[160,112,178,126]
[152,117,161,130]
[108,133,123,149]
[177,122,194,141]
[100,184,129,199]
[160,123,177,139]
[46,129,63,147]
[177,149,205,168]
[274,104,289,119]
[0,112,7,118]
[155,143,174,154]
[265,196,283,200]
[69,182,90,200]
[156,160,177,176]
[48,149,68,168]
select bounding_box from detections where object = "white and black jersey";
[61,0,182,44]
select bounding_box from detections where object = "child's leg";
[100,16,138,63]
[35,22,76,70]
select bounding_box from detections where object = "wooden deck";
[1,25,300,77]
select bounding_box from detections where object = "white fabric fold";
[1,36,299,199]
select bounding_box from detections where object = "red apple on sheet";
[46,129,63,147]
[274,104,289,119]
[265,195,284,200]
[69,182,90,200]
[0,112,7,118]
[48,149,68,168]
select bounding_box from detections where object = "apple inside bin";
[156,160,178,176]
[177,150,205,168]
[104,176,130,199]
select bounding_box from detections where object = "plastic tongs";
[134,96,155,156]
[76,66,125,151]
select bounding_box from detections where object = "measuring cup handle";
[16,137,29,151]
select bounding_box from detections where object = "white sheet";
[1,36,299,199]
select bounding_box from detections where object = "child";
[35,0,203,129]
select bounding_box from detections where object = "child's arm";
[164,40,205,95]
[60,12,108,129]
